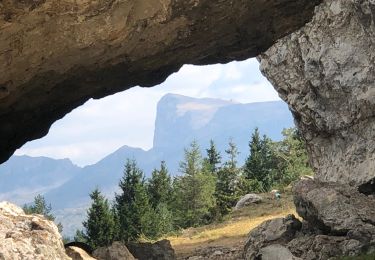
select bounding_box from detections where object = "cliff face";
[259,0,375,187]
[0,0,321,163]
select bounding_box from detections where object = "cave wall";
[259,0,375,186]
[0,0,321,163]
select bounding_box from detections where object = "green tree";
[204,139,222,174]
[214,140,241,217]
[147,161,172,209]
[114,159,153,242]
[23,194,63,232]
[273,128,313,187]
[244,128,276,192]
[82,188,115,248]
[173,141,216,227]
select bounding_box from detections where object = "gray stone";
[234,194,263,210]
[259,0,375,186]
[244,214,302,259]
[293,179,375,236]
[93,241,135,260]
[258,244,301,260]
[126,239,176,260]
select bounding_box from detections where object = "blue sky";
[15,58,280,166]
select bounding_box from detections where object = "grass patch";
[166,192,296,258]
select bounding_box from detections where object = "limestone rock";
[0,201,70,260]
[0,0,321,163]
[293,179,375,237]
[258,0,375,186]
[234,193,263,210]
[93,241,135,260]
[244,179,375,259]
[66,246,95,260]
[287,235,365,260]
[126,239,176,260]
[244,214,302,259]
[258,244,302,260]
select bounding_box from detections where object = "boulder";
[287,235,364,260]
[93,241,135,260]
[234,194,263,210]
[66,246,96,260]
[244,179,375,259]
[293,179,375,237]
[127,239,176,260]
[259,0,375,186]
[244,214,302,259]
[258,244,302,260]
[0,201,70,260]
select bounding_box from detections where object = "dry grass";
[166,192,296,258]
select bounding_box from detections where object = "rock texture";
[66,246,96,260]
[259,0,375,186]
[93,241,135,260]
[244,214,302,259]
[234,193,262,210]
[0,201,70,260]
[0,0,321,163]
[244,179,375,259]
[126,239,176,260]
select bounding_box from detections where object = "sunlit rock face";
[0,201,70,259]
[259,0,375,186]
[0,0,321,163]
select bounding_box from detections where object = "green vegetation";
[77,127,313,249]
[82,188,116,248]
[23,194,63,232]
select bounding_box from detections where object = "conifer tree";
[114,159,153,242]
[173,141,216,227]
[204,139,222,174]
[147,161,172,208]
[214,139,241,217]
[244,128,276,192]
[23,194,63,232]
[82,188,115,248]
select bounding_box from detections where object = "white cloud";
[15,58,280,166]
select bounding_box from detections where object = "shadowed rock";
[93,241,135,260]
[0,0,321,163]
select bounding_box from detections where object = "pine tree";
[204,139,222,174]
[214,140,241,217]
[244,128,276,192]
[23,194,63,232]
[114,159,153,242]
[147,161,172,209]
[82,188,115,249]
[173,141,216,227]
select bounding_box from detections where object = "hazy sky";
[15,58,281,166]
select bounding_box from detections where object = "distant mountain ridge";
[0,94,294,236]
